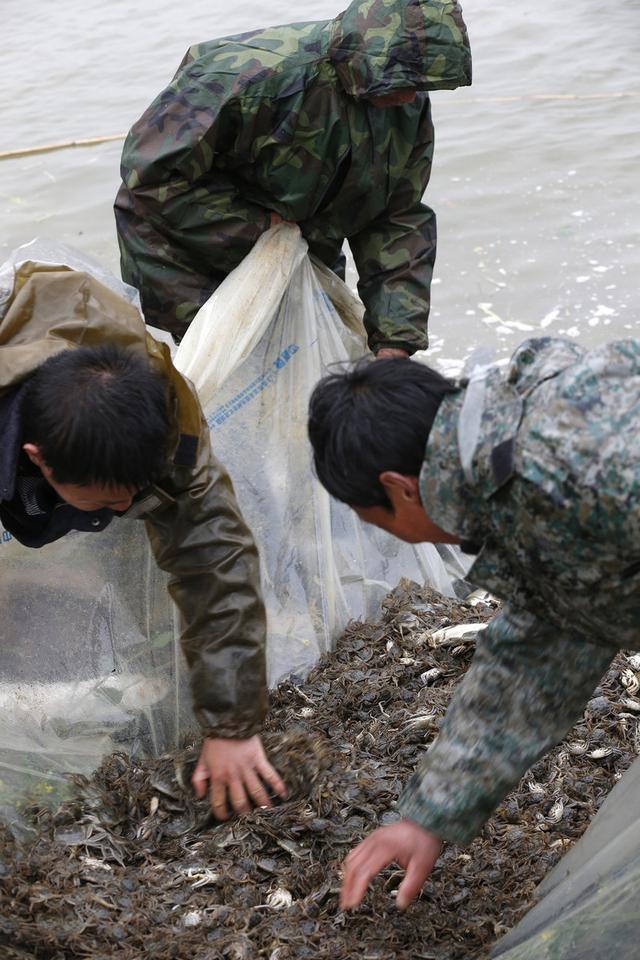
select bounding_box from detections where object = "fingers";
[209,778,231,821]
[339,823,441,911]
[242,770,274,810]
[191,760,209,800]
[396,857,432,911]
[256,757,288,801]
[227,775,255,816]
[210,772,276,820]
[340,840,393,911]
[224,763,287,814]
[195,736,289,820]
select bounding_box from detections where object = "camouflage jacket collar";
[420,337,605,606]
[419,337,590,542]
[328,0,471,99]
[418,370,525,545]
[419,390,470,541]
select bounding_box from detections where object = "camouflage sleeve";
[347,99,435,355]
[115,94,271,337]
[396,604,614,845]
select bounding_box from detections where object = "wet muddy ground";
[1,581,637,959]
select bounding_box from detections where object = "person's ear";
[378,471,421,505]
[22,443,47,470]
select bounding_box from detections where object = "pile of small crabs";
[1,580,638,960]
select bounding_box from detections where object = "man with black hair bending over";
[0,259,287,819]
[308,340,640,909]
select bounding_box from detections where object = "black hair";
[22,343,171,489]
[308,357,456,509]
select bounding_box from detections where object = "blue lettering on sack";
[206,345,300,429]
[1,530,13,544]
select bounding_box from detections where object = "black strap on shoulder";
[491,437,515,488]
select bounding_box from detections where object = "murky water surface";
[3,0,639,370]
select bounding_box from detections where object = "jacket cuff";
[195,704,267,741]
[370,338,426,357]
[396,770,487,846]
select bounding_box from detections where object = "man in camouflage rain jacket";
[114,0,471,356]
[0,257,287,819]
[307,336,640,908]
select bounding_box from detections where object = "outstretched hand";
[192,734,288,820]
[340,820,443,911]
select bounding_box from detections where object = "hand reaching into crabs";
[340,819,443,910]
[192,735,288,819]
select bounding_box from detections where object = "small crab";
[184,867,220,889]
[419,668,443,686]
[403,710,437,731]
[566,740,588,756]
[263,887,294,910]
[587,746,615,760]
[526,780,546,801]
[621,669,640,696]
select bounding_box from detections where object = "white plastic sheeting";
[493,753,640,959]
[0,241,191,818]
[0,228,467,817]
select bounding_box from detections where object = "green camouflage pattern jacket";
[398,336,640,843]
[115,0,471,353]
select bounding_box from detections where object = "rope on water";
[0,91,638,162]
[456,91,640,104]
[0,133,126,162]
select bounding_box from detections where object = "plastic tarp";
[492,753,640,959]
[0,228,467,819]
[0,240,191,819]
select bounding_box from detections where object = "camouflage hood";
[180,0,471,101]
[328,0,471,99]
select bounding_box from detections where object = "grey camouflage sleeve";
[396,605,615,845]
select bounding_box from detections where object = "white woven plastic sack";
[175,224,467,684]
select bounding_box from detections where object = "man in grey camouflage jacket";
[308,336,640,908]
[115,0,471,357]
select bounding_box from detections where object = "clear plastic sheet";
[0,242,191,820]
[492,754,640,959]
[0,514,192,820]
[0,229,467,819]
[0,238,142,312]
